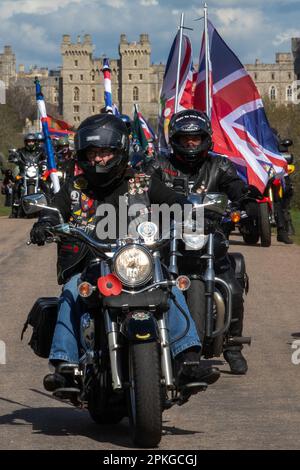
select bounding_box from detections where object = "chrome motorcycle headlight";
[26,166,37,178]
[114,245,153,287]
[182,233,209,250]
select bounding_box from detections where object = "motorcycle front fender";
[121,311,159,343]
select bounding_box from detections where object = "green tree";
[263,98,300,209]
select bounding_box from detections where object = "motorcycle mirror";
[280,139,293,148]
[22,193,48,215]
[203,193,228,214]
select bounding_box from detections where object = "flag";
[133,105,155,156]
[47,115,74,138]
[102,58,119,115]
[35,78,60,193]
[194,21,287,193]
[158,31,194,151]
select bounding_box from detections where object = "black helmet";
[24,132,37,151]
[75,113,129,189]
[169,109,213,165]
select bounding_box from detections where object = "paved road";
[0,217,300,450]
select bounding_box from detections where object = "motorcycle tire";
[186,279,206,344]
[128,341,162,448]
[259,202,272,247]
[242,228,259,245]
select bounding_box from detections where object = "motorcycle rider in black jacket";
[30,113,220,393]
[146,109,255,375]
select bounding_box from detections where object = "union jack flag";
[133,105,156,156]
[158,31,194,151]
[194,21,287,193]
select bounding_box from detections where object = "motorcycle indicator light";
[97,274,122,297]
[231,211,241,223]
[176,275,191,291]
[78,281,94,298]
[15,175,22,181]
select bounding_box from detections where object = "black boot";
[175,349,220,390]
[43,362,80,395]
[223,350,248,375]
[277,230,293,244]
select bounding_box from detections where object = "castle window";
[271,73,275,80]
[270,86,276,101]
[288,72,291,80]
[74,105,80,113]
[92,89,96,101]
[134,59,137,67]
[69,74,73,81]
[92,106,95,113]
[133,86,139,101]
[286,85,293,101]
[74,86,80,101]
[74,60,78,67]
[140,74,143,80]
[91,73,95,81]
[80,74,84,81]
[128,74,132,81]
[254,73,257,80]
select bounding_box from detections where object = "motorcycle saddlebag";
[21,297,59,358]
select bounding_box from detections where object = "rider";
[56,136,75,179]
[9,133,44,217]
[147,109,256,375]
[29,113,220,394]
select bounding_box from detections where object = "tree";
[263,98,300,209]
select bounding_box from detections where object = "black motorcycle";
[21,192,245,447]
[174,193,251,358]
[8,149,48,217]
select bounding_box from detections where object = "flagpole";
[204,3,210,117]
[174,12,184,113]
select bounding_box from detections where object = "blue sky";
[0,0,300,70]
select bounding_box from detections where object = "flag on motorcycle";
[158,31,194,151]
[102,58,119,115]
[35,78,60,193]
[194,20,287,193]
[133,104,156,156]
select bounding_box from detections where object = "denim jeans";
[49,274,201,364]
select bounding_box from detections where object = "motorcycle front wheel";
[128,341,162,448]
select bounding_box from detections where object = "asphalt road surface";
[0,217,300,450]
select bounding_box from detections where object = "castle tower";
[119,33,151,116]
[60,34,93,125]
[0,45,16,88]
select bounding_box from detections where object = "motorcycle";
[173,193,251,358]
[21,192,239,447]
[221,187,271,247]
[8,149,48,218]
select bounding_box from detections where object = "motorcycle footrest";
[56,363,79,374]
[53,387,80,398]
[182,382,207,391]
[226,336,252,346]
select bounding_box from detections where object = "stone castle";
[1,34,300,127]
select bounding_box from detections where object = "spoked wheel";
[128,341,162,448]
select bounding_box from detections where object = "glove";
[30,221,53,246]
[244,200,259,219]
